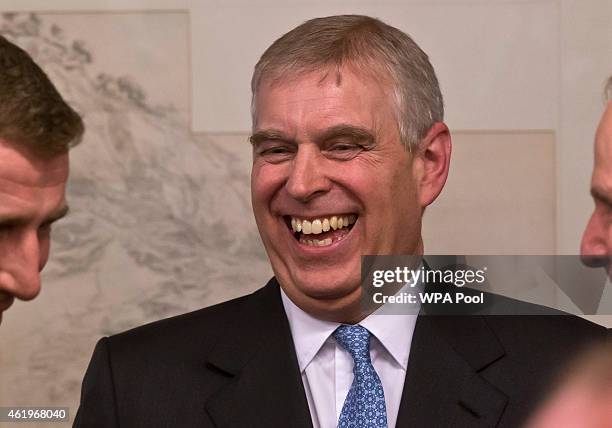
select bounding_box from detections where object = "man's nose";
[0,233,42,301]
[285,147,331,202]
[580,212,610,267]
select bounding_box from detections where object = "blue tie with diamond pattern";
[333,324,388,428]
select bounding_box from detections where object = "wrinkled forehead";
[0,139,69,187]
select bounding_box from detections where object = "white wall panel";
[191,0,559,132]
[558,0,612,253]
[0,0,189,11]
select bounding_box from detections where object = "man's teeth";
[291,215,356,234]
[302,237,333,247]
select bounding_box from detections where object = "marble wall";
[0,12,273,426]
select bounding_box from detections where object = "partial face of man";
[250,67,428,320]
[525,380,612,428]
[581,103,612,272]
[0,139,69,324]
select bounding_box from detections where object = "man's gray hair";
[251,15,443,148]
[605,75,612,103]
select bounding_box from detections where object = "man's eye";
[325,143,363,159]
[263,147,291,155]
[38,223,52,238]
[256,144,295,163]
[332,144,355,151]
[0,222,17,235]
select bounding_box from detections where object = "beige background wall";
[0,1,611,426]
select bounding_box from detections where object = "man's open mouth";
[283,214,357,247]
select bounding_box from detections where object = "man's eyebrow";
[0,214,21,225]
[249,125,375,148]
[591,188,612,207]
[0,205,69,226]
[249,129,291,146]
[45,205,70,224]
[314,124,375,147]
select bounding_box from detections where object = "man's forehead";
[591,106,612,202]
[254,68,393,131]
[0,138,72,226]
[0,139,69,187]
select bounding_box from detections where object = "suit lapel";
[204,279,313,428]
[396,315,508,427]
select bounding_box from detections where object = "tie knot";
[333,324,371,361]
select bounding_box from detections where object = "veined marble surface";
[0,12,272,427]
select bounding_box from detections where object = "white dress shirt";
[281,289,418,428]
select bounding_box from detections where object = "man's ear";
[413,122,451,208]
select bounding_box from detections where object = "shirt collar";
[281,288,339,372]
[281,287,418,372]
[360,307,417,370]
[361,271,422,370]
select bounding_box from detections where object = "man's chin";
[280,271,362,310]
[301,282,360,301]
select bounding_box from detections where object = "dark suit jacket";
[74,278,608,427]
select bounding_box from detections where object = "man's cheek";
[252,169,282,201]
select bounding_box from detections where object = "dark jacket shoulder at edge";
[104,286,263,355]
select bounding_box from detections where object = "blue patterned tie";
[333,325,388,428]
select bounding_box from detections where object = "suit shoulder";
[478,291,607,337]
[484,312,607,353]
[105,288,260,358]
